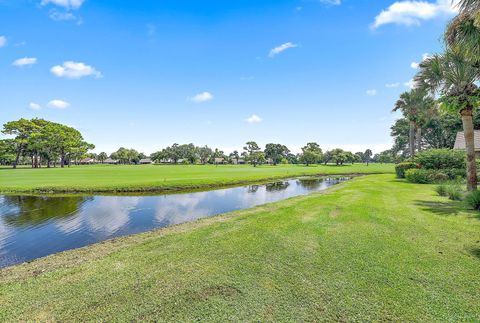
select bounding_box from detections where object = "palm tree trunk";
[461,109,477,191]
[409,120,416,157]
[416,126,422,153]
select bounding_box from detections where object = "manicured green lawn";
[0,163,393,193]
[1,174,479,321]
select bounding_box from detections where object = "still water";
[0,177,347,268]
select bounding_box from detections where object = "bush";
[405,169,432,184]
[414,149,465,170]
[465,190,480,210]
[395,162,418,178]
[446,185,464,201]
[435,184,448,197]
[405,169,461,184]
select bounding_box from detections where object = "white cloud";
[366,89,378,96]
[386,82,400,88]
[245,114,263,124]
[269,42,298,57]
[189,91,214,103]
[404,79,415,89]
[411,52,431,69]
[51,61,102,79]
[372,0,460,29]
[49,10,77,21]
[47,99,70,109]
[41,0,85,9]
[29,103,42,110]
[320,0,341,5]
[0,36,6,48]
[12,57,37,67]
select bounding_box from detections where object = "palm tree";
[445,0,480,60]
[392,89,432,157]
[415,49,480,191]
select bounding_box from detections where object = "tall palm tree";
[392,89,433,157]
[457,0,480,13]
[415,49,480,191]
[445,0,480,60]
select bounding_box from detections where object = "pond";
[0,177,348,268]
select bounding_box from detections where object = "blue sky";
[0,0,459,154]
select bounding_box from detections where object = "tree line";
[389,0,480,191]
[0,120,384,168]
[0,118,94,168]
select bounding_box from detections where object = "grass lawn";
[0,163,393,194]
[0,174,479,321]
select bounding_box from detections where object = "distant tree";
[229,150,240,164]
[363,149,373,166]
[354,152,364,164]
[198,146,213,164]
[0,139,16,165]
[243,141,264,167]
[265,143,290,166]
[98,152,108,164]
[299,142,323,166]
[2,119,39,168]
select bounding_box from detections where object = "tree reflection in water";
[1,195,91,227]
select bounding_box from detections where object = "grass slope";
[0,163,393,194]
[1,174,479,321]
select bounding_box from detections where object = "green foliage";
[414,149,465,170]
[446,184,464,201]
[299,143,323,166]
[1,118,94,168]
[465,190,480,210]
[435,184,448,196]
[405,169,432,184]
[404,168,459,184]
[265,144,290,165]
[395,162,418,178]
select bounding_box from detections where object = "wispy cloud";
[372,0,460,29]
[320,0,341,5]
[245,114,263,124]
[0,36,6,48]
[49,10,77,21]
[386,82,400,88]
[404,79,415,89]
[41,0,85,10]
[51,61,102,79]
[29,102,42,110]
[189,92,214,103]
[47,99,70,109]
[366,89,378,96]
[411,52,430,69]
[269,42,298,57]
[12,57,38,67]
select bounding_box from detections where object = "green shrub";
[414,149,465,170]
[405,169,432,184]
[446,185,464,201]
[435,184,448,197]
[405,168,465,184]
[465,190,480,210]
[395,162,418,178]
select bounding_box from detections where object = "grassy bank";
[1,174,479,321]
[0,163,393,194]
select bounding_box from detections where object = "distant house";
[104,158,119,164]
[453,131,480,158]
[139,158,153,164]
[79,158,96,164]
[232,159,245,165]
[214,157,225,164]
